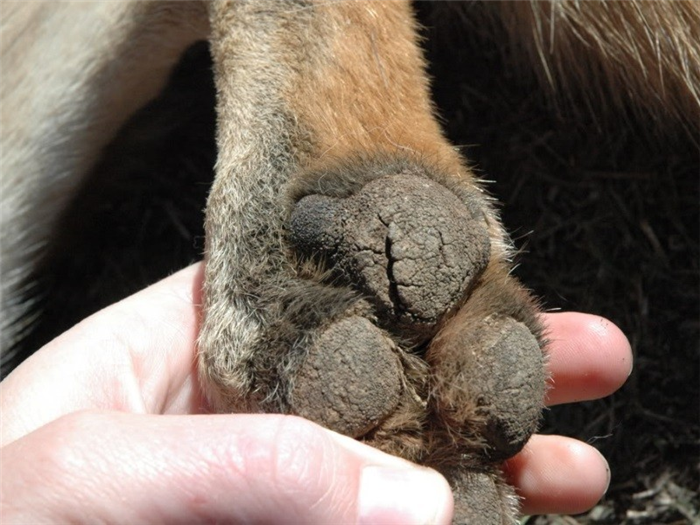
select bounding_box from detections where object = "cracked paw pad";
[289,174,490,339]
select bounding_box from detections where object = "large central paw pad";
[289,174,490,339]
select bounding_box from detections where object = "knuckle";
[254,415,334,502]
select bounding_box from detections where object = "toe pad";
[289,316,403,437]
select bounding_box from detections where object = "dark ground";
[8,4,699,524]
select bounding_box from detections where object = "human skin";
[0,263,632,524]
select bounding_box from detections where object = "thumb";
[2,410,453,525]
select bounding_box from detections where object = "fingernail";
[594,448,611,494]
[358,466,453,525]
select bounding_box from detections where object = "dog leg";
[201,2,546,522]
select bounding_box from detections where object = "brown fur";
[432,1,700,139]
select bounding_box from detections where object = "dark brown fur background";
[8,3,699,523]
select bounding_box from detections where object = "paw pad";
[431,315,545,460]
[289,173,490,340]
[289,316,403,437]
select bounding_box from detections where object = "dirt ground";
[9,4,699,524]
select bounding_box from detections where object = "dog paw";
[200,157,546,524]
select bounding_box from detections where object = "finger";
[2,411,453,525]
[503,434,610,516]
[542,312,632,406]
[1,263,205,447]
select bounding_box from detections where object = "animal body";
[1,1,698,523]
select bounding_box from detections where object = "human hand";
[0,263,631,524]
